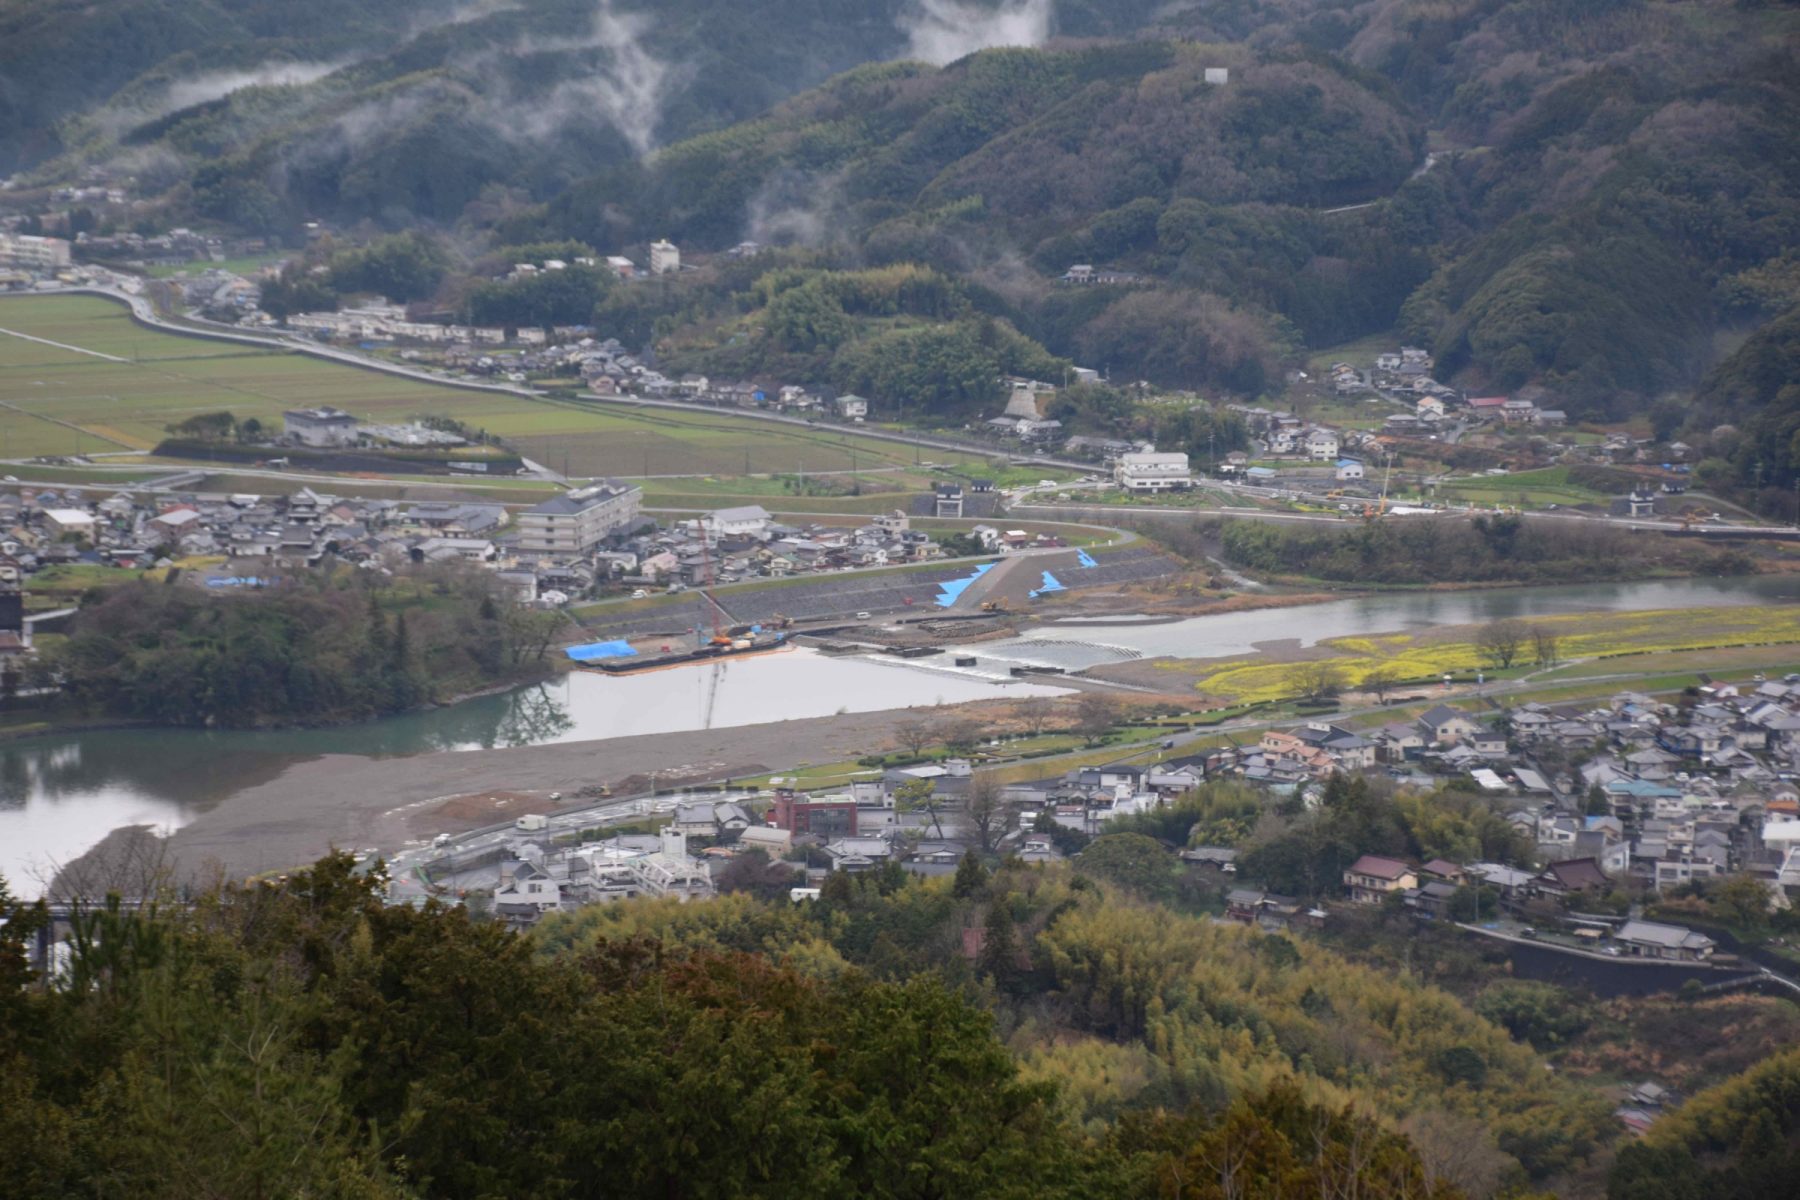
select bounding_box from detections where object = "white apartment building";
[283,406,360,447]
[516,481,643,555]
[1115,451,1193,492]
[649,239,680,275]
[0,234,72,270]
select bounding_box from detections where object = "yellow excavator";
[980,599,1010,613]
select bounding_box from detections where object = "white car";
[855,611,871,620]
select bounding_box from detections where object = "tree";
[165,411,237,441]
[1286,659,1346,701]
[1075,833,1179,901]
[1015,695,1057,736]
[1363,666,1399,704]
[966,772,1006,854]
[1711,873,1773,930]
[1586,784,1611,816]
[894,717,935,758]
[977,897,1021,989]
[1531,625,1561,669]
[953,851,988,898]
[934,717,982,755]
[895,777,945,840]
[716,849,797,900]
[1475,620,1529,670]
[1074,693,1120,745]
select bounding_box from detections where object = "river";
[0,648,1065,894]
[2,574,1795,894]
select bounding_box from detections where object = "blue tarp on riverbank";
[934,562,996,607]
[1076,549,1098,568]
[1028,572,1066,599]
[565,640,637,662]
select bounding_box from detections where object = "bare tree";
[965,772,1006,853]
[1474,619,1528,670]
[1530,625,1560,669]
[933,717,982,755]
[1014,695,1057,736]
[893,717,934,758]
[1074,693,1120,745]
[1398,1110,1511,1200]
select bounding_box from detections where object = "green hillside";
[7,1,1799,424]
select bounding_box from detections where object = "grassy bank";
[1178,605,1800,703]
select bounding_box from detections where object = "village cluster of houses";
[488,826,720,924]
[0,472,1061,626]
[444,669,1800,989]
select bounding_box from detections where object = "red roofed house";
[1344,855,1417,903]
[1466,396,1509,420]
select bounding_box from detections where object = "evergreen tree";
[953,850,988,898]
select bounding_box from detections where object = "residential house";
[1418,705,1481,746]
[1344,855,1417,903]
[1614,919,1715,962]
[1537,857,1610,897]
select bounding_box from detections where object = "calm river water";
[0,648,1063,892]
[2,575,1795,893]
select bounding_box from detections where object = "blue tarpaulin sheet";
[205,576,271,587]
[565,640,637,662]
[1076,550,1098,568]
[934,562,996,608]
[1029,571,1066,599]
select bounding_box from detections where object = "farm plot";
[0,295,995,480]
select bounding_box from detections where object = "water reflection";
[0,649,1063,892]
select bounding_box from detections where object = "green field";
[0,295,1001,479]
[1435,465,1612,508]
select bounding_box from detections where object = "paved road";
[0,323,130,361]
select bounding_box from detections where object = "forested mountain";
[8,1,1799,418]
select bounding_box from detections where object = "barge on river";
[565,631,791,674]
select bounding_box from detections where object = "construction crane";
[694,517,733,648]
[1362,452,1397,521]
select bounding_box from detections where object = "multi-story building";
[516,481,642,556]
[283,406,360,447]
[648,239,680,275]
[1115,451,1192,492]
[0,234,72,270]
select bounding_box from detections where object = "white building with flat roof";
[649,239,680,275]
[283,406,360,447]
[1115,451,1192,492]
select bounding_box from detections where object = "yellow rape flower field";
[1176,605,1800,704]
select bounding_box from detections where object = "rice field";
[0,295,993,478]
